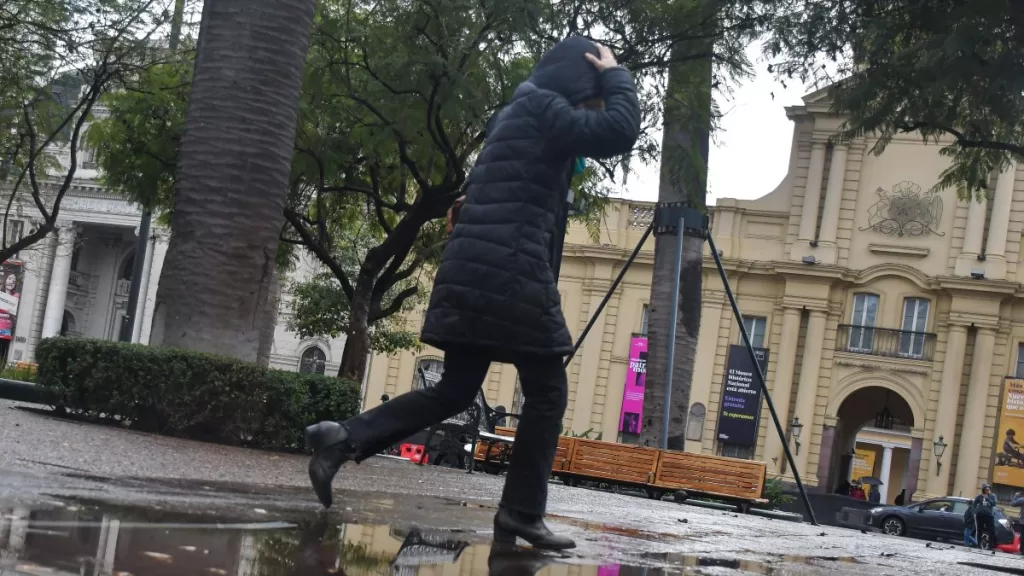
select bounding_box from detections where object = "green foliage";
[86,56,194,212]
[0,362,38,383]
[766,0,1024,197]
[289,272,422,356]
[35,337,360,450]
[762,476,794,507]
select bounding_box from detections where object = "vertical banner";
[994,377,1024,488]
[0,261,24,340]
[715,344,769,447]
[852,446,877,484]
[618,336,648,434]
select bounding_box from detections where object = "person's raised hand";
[585,43,619,72]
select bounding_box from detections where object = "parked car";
[867,496,1016,549]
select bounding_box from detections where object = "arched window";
[299,346,327,374]
[60,311,76,337]
[414,356,444,389]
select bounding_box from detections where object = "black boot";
[493,507,575,551]
[305,421,356,508]
[487,546,553,575]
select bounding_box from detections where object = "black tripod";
[555,202,818,526]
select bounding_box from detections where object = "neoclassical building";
[365,87,1024,505]
[0,109,347,375]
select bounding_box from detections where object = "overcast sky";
[620,45,810,206]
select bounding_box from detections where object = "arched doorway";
[825,386,918,504]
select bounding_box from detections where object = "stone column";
[906,437,923,501]
[131,229,159,342]
[792,309,826,476]
[762,307,802,474]
[687,297,724,453]
[953,327,996,496]
[798,142,828,243]
[986,161,1017,258]
[879,445,894,503]
[927,324,968,496]
[816,422,836,490]
[817,144,849,246]
[40,223,78,339]
[962,196,988,257]
[140,231,170,345]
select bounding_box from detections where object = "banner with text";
[716,344,769,447]
[0,260,24,341]
[994,377,1024,488]
[619,336,648,434]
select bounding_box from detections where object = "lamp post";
[791,416,804,455]
[934,435,947,477]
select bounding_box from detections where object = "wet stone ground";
[3,400,1024,574]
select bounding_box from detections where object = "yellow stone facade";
[364,88,1024,503]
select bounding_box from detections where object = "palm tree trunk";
[256,266,281,366]
[638,54,713,450]
[151,0,317,363]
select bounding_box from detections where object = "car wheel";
[882,516,906,537]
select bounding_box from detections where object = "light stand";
[560,202,819,526]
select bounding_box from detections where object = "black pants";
[343,348,568,516]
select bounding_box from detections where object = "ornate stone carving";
[628,205,653,229]
[860,181,944,237]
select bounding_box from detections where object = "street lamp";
[791,416,804,455]
[934,435,947,476]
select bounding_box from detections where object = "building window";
[742,316,767,349]
[299,346,327,374]
[511,376,525,417]
[719,443,754,460]
[849,293,879,352]
[414,356,444,389]
[899,298,930,358]
[639,304,649,336]
[1016,343,1024,378]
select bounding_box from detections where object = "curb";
[0,378,52,405]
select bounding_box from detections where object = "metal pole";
[564,221,653,368]
[660,215,685,451]
[706,233,818,526]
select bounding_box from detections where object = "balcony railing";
[836,324,937,362]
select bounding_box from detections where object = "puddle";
[0,498,869,575]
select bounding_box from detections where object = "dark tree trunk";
[338,275,373,381]
[638,54,713,450]
[152,0,317,362]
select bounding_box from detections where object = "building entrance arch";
[821,384,923,504]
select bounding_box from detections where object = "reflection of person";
[303,37,640,552]
[868,488,881,504]
[1004,429,1024,465]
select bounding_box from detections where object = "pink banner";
[619,336,648,433]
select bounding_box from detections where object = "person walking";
[303,36,641,551]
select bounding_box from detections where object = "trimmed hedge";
[36,337,360,451]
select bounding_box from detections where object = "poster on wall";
[618,336,647,434]
[0,261,24,341]
[715,344,769,447]
[993,377,1024,488]
[852,446,877,485]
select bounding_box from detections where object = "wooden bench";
[653,450,768,510]
[566,439,660,486]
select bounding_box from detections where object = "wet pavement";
[3,400,1024,574]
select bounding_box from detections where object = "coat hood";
[528,36,602,105]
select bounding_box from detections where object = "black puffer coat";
[420,36,641,361]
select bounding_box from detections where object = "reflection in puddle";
[0,501,855,575]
